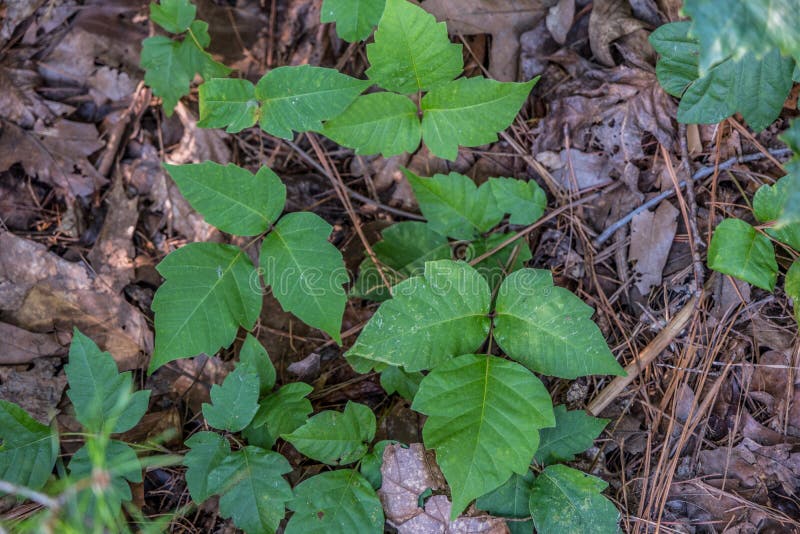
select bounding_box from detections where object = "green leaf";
[198,78,259,133]
[255,65,369,139]
[150,0,196,33]
[184,431,231,503]
[753,176,800,251]
[140,21,230,116]
[421,77,536,161]
[239,334,276,395]
[412,354,555,518]
[649,22,699,97]
[468,233,532,291]
[351,221,451,301]
[488,177,547,226]
[535,405,608,465]
[360,440,396,490]
[406,171,502,240]
[150,243,262,371]
[380,365,423,401]
[0,401,58,492]
[66,329,150,434]
[682,0,800,74]
[69,440,142,513]
[260,212,347,342]
[202,363,260,432]
[164,162,286,236]
[322,92,421,156]
[529,465,619,534]
[707,218,778,291]
[786,260,800,322]
[208,447,293,534]
[476,471,534,534]
[245,383,313,448]
[346,260,491,372]
[777,172,800,229]
[321,0,386,42]
[365,0,462,94]
[141,36,191,113]
[285,470,384,534]
[678,50,793,132]
[283,401,375,466]
[494,269,625,378]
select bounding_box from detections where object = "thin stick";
[587,293,700,416]
[593,148,792,247]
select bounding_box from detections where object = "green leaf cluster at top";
[1,330,149,519]
[194,0,535,161]
[149,162,348,372]
[707,120,800,321]
[352,171,546,301]
[650,20,796,131]
[140,0,231,114]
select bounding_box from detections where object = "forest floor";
[1,0,799,532]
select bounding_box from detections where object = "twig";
[677,124,705,294]
[282,139,425,221]
[0,480,58,509]
[587,293,700,416]
[593,148,792,247]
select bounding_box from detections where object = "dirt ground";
[1,0,799,532]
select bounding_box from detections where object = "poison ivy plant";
[202,362,260,432]
[535,405,609,465]
[141,0,230,114]
[283,402,376,465]
[476,472,535,534]
[321,0,386,43]
[529,465,620,534]
[243,382,313,448]
[150,161,347,371]
[650,21,795,131]
[0,400,58,492]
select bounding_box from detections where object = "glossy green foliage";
[141,2,230,114]
[707,218,778,291]
[535,405,608,465]
[184,431,230,503]
[198,78,259,133]
[359,440,395,489]
[283,402,376,465]
[260,212,348,343]
[476,472,534,534]
[66,329,150,434]
[413,354,555,517]
[207,447,293,534]
[202,363,260,432]
[753,176,800,251]
[379,365,423,400]
[0,401,58,492]
[529,465,620,534]
[346,260,492,372]
[682,0,800,73]
[321,0,386,42]
[239,334,276,396]
[786,261,800,322]
[650,22,794,131]
[285,470,384,533]
[244,383,313,449]
[494,269,625,378]
[164,162,286,236]
[150,243,262,371]
[366,0,462,94]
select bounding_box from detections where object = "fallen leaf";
[629,200,679,294]
[0,358,66,424]
[0,322,66,365]
[546,0,575,44]
[167,103,231,166]
[588,0,646,66]
[379,443,509,533]
[422,0,545,81]
[0,231,152,369]
[0,0,45,43]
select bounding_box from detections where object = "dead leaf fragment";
[546,0,575,44]
[0,358,66,424]
[0,231,152,369]
[0,322,65,365]
[379,443,508,533]
[629,200,678,294]
[589,0,647,66]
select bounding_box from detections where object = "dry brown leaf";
[0,322,65,365]
[0,0,46,42]
[0,231,152,369]
[0,66,53,127]
[0,358,66,424]
[588,0,647,66]
[546,0,575,44]
[379,443,509,533]
[0,119,106,198]
[167,103,231,166]
[629,200,678,294]
[422,0,545,81]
